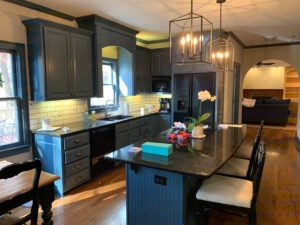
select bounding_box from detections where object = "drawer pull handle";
[75,176,82,182]
[76,153,83,157]
[74,139,81,144]
[72,166,81,171]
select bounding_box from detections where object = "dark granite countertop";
[105,126,247,177]
[32,111,160,137]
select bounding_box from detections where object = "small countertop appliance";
[159,98,171,113]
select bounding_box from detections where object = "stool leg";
[248,210,257,225]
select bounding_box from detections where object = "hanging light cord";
[219,1,222,37]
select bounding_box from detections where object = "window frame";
[88,58,119,112]
[0,40,30,158]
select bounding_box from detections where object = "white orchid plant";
[186,90,216,132]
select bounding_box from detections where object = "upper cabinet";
[76,15,139,96]
[151,48,172,76]
[23,19,94,101]
[135,46,151,93]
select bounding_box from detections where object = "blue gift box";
[141,142,173,156]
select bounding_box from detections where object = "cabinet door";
[151,49,171,76]
[158,115,171,132]
[71,33,93,97]
[44,27,72,99]
[136,47,150,93]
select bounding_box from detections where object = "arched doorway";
[242,59,299,128]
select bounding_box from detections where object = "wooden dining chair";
[234,121,264,160]
[195,144,266,225]
[0,159,41,225]
[216,121,264,179]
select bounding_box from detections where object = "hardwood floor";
[37,126,300,225]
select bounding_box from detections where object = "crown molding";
[3,0,75,21]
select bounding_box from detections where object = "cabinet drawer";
[129,119,142,129]
[116,122,129,134]
[65,157,89,177]
[116,133,129,149]
[65,144,90,164]
[129,128,141,144]
[64,168,90,192]
[141,125,151,136]
[64,132,89,150]
[140,117,150,126]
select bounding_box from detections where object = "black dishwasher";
[90,126,116,177]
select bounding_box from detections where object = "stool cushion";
[196,175,253,208]
[217,158,249,177]
[0,214,20,225]
[234,145,252,159]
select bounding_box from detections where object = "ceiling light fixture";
[169,0,213,64]
[211,0,234,71]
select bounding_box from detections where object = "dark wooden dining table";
[0,162,59,225]
[105,125,247,225]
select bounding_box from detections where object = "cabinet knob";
[75,176,82,182]
[76,152,83,157]
[74,139,81,143]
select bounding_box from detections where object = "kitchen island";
[105,126,247,225]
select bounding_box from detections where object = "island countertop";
[105,125,247,177]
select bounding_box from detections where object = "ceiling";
[28,0,300,46]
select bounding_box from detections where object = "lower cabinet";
[116,116,152,149]
[34,131,90,196]
[158,114,172,133]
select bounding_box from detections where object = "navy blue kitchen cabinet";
[136,46,151,93]
[115,117,152,149]
[34,131,91,196]
[76,15,139,96]
[23,19,94,101]
[151,48,172,76]
[158,114,172,132]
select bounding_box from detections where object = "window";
[90,59,119,109]
[0,41,30,157]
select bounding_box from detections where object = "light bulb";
[225,52,229,58]
[199,34,204,42]
[220,53,224,59]
[181,36,185,45]
[212,53,215,59]
[217,52,221,58]
[193,37,198,45]
[186,33,191,42]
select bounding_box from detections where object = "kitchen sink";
[99,115,133,121]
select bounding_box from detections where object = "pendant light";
[211,0,234,71]
[169,0,213,64]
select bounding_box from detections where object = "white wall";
[0,1,77,162]
[243,67,285,89]
[242,45,300,139]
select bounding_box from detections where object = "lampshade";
[169,0,213,65]
[210,0,234,71]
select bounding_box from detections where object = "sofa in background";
[242,98,290,125]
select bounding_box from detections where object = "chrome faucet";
[105,100,114,118]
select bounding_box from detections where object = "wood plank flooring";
[36,126,300,225]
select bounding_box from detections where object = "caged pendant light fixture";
[211,0,234,71]
[169,0,213,64]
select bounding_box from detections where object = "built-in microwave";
[152,76,171,93]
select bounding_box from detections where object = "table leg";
[39,183,55,225]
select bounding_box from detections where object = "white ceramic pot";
[192,125,204,138]
[192,139,204,150]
